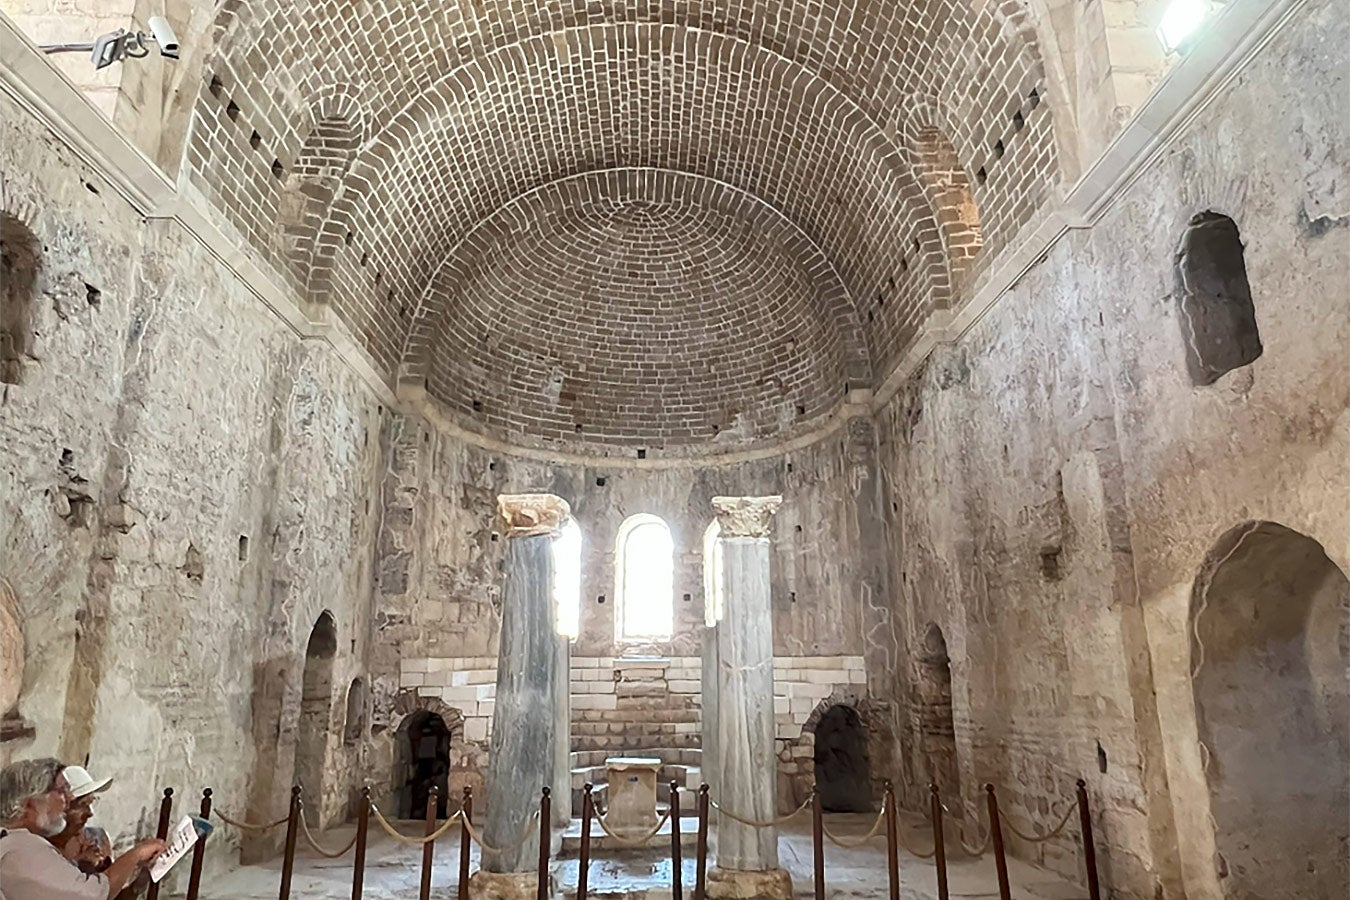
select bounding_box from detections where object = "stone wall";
[874,3,1349,897]
[0,85,385,869]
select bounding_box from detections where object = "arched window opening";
[343,677,366,746]
[814,705,872,812]
[1176,211,1262,386]
[916,623,963,805]
[1191,522,1348,898]
[702,520,724,627]
[915,127,982,280]
[554,519,582,639]
[296,611,337,826]
[615,514,674,642]
[393,711,452,818]
[1,214,41,385]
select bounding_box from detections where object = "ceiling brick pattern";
[186,1,1061,450]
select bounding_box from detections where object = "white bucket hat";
[61,765,113,799]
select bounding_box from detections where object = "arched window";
[702,520,724,627]
[614,514,674,642]
[343,677,366,746]
[1176,211,1262,385]
[554,519,582,639]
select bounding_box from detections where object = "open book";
[149,815,214,882]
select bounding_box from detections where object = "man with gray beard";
[0,759,163,899]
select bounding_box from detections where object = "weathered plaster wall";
[366,414,894,810]
[0,87,385,868]
[875,3,1349,897]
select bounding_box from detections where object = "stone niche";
[0,578,34,743]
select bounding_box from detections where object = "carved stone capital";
[496,493,571,538]
[710,495,783,538]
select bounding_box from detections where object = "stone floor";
[199,812,1088,899]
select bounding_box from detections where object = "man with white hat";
[47,765,113,858]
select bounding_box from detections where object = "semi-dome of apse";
[193,0,1057,453]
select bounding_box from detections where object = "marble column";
[473,493,567,897]
[707,496,792,900]
[552,633,572,837]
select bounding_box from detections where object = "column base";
[706,866,793,900]
[467,870,557,900]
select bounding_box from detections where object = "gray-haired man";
[0,758,164,899]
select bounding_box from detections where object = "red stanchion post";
[351,787,370,900]
[145,788,174,900]
[1076,780,1101,900]
[884,781,900,900]
[419,785,439,900]
[458,786,473,900]
[536,787,551,900]
[278,786,301,900]
[811,788,825,900]
[670,781,683,900]
[185,788,212,900]
[694,784,709,900]
[578,783,594,900]
[930,784,949,900]
[985,784,1012,900]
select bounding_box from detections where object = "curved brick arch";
[389,690,467,735]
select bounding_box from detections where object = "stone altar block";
[604,756,662,832]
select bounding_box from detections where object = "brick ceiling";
[190,1,1061,453]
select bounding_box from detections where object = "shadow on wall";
[1190,521,1349,899]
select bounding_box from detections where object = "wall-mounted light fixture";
[40,16,179,69]
[1157,0,1221,53]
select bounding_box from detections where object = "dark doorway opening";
[813,705,872,812]
[395,711,452,818]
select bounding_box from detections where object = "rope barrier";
[298,811,359,859]
[819,799,889,851]
[997,797,1080,844]
[367,803,465,846]
[940,801,991,856]
[459,810,541,858]
[213,809,290,832]
[709,792,813,828]
[591,808,673,847]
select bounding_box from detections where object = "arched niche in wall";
[1176,211,1262,386]
[0,578,34,743]
[296,611,338,825]
[343,676,367,746]
[914,126,982,283]
[1,213,41,386]
[278,105,362,301]
[1190,521,1348,899]
[915,623,962,805]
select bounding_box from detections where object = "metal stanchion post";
[146,788,174,900]
[1076,780,1101,900]
[694,784,709,900]
[578,784,594,900]
[351,787,370,900]
[420,785,439,900]
[670,781,683,900]
[884,781,900,900]
[278,786,301,900]
[185,788,212,900]
[930,784,949,900]
[986,785,1012,900]
[458,786,473,900]
[812,788,825,900]
[536,787,551,900]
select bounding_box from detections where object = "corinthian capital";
[497,493,572,538]
[710,495,783,538]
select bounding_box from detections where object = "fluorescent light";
[1157,0,1214,52]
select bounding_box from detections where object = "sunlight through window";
[615,514,674,641]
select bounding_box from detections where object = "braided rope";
[820,801,889,851]
[939,802,991,856]
[710,792,813,828]
[213,809,289,832]
[591,808,673,847]
[998,797,1079,844]
[459,810,542,857]
[298,812,359,858]
[368,803,467,846]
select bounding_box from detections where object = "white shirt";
[0,828,108,900]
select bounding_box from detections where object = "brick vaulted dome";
[192,1,1058,454]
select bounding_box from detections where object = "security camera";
[148,16,179,58]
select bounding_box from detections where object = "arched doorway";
[394,711,452,818]
[1191,522,1348,898]
[296,612,337,825]
[916,624,962,803]
[813,705,871,811]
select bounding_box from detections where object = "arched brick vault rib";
[312,27,953,381]
[403,168,866,449]
[203,1,1051,180]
